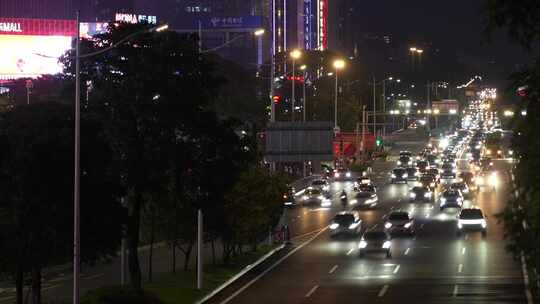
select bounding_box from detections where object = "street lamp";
[254,29,265,71]
[73,17,168,304]
[299,65,307,122]
[333,59,346,130]
[290,49,302,121]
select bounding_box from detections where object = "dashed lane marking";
[458,264,463,273]
[329,265,339,274]
[305,285,319,298]
[462,247,466,255]
[393,265,400,274]
[378,285,389,297]
[453,285,459,297]
[404,248,410,255]
[346,248,355,256]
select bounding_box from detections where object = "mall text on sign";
[0,18,77,36]
[0,22,22,33]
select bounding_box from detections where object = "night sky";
[350,0,530,84]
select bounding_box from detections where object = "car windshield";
[312,180,326,186]
[393,169,405,174]
[308,189,321,195]
[364,231,387,241]
[359,185,374,192]
[356,192,372,198]
[389,213,409,221]
[334,214,355,225]
[412,187,426,193]
[417,161,427,166]
[421,176,433,182]
[460,209,483,219]
[443,191,458,198]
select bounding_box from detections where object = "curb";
[521,252,534,304]
[195,244,286,304]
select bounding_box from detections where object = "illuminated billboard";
[0,35,71,79]
[0,18,76,79]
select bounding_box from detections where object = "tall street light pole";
[372,76,376,137]
[74,11,81,304]
[409,47,417,71]
[333,59,345,130]
[300,65,307,122]
[290,49,301,121]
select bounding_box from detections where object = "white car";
[457,208,487,236]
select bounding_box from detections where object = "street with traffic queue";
[206,121,526,304]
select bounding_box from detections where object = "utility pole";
[372,76,376,137]
[73,10,81,304]
[427,81,431,132]
[382,80,386,138]
[291,58,296,121]
[361,105,366,156]
[303,71,307,122]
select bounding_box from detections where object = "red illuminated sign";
[0,18,77,37]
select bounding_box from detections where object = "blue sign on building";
[196,16,263,29]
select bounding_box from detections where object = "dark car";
[358,230,392,258]
[439,190,464,210]
[391,168,408,184]
[329,212,362,237]
[282,187,297,207]
[397,156,413,167]
[409,186,434,202]
[406,167,419,181]
[457,208,487,236]
[384,211,415,235]
[416,160,429,172]
[426,155,440,167]
[419,174,437,189]
[426,169,440,183]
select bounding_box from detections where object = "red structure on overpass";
[333,132,375,157]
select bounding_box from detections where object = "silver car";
[329,212,362,237]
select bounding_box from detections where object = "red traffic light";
[272,95,281,103]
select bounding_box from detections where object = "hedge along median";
[81,244,283,304]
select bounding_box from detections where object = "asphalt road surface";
[207,146,526,303]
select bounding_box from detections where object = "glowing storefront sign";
[115,13,157,24]
[317,0,327,50]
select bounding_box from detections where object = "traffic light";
[376,137,382,147]
[272,95,281,104]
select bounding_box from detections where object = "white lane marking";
[458,264,463,273]
[404,248,410,255]
[305,285,319,298]
[329,265,339,274]
[218,228,328,304]
[462,247,466,255]
[83,273,104,280]
[346,248,355,256]
[42,284,60,291]
[291,228,324,241]
[453,285,459,297]
[393,265,401,274]
[378,285,389,297]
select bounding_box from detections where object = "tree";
[0,103,125,304]
[62,23,227,289]
[222,167,288,264]
[483,0,540,292]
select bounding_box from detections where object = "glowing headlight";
[509,150,514,156]
[349,222,360,229]
[410,192,416,198]
[334,172,340,178]
[403,173,409,178]
[486,149,492,155]
[481,219,487,228]
[497,150,502,155]
[302,195,309,200]
[397,161,402,165]
[408,161,413,165]
[323,185,330,191]
[318,195,324,200]
[329,223,339,230]
[358,240,368,249]
[321,201,332,207]
[346,172,352,178]
[424,192,432,198]
[441,197,447,204]
[463,188,469,193]
[457,223,463,229]
[404,222,412,229]
[383,241,392,249]
[452,168,457,173]
[385,222,392,229]
[391,174,396,178]
[430,182,435,187]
